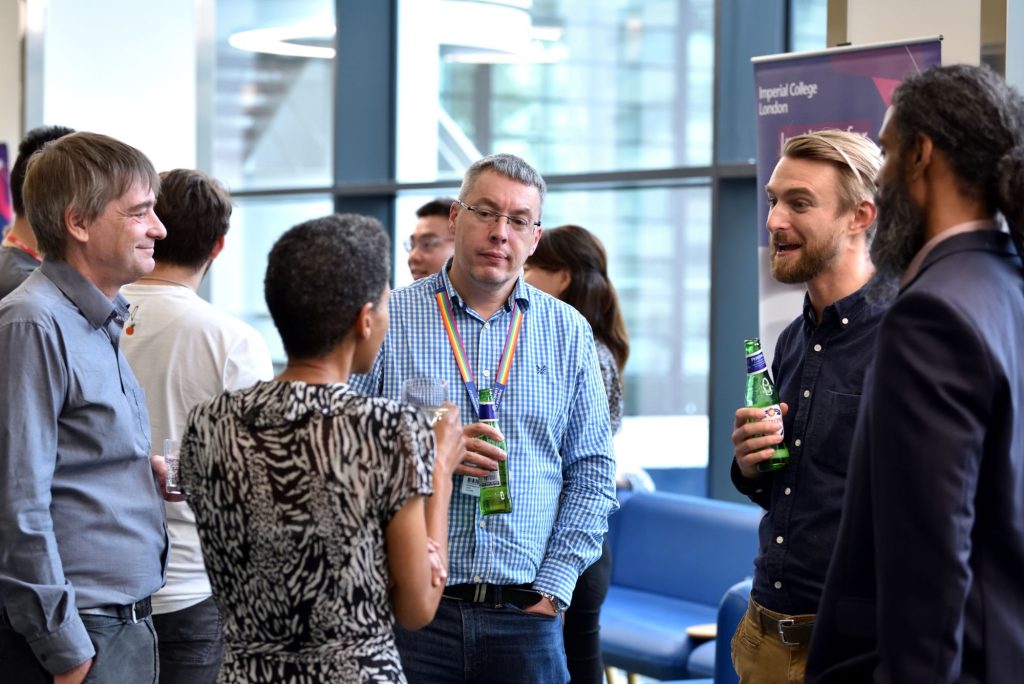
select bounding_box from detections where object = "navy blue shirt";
[732,287,886,615]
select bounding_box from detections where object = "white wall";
[844,0,981,65]
[30,0,197,170]
[1,0,23,158]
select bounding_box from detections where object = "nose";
[149,210,167,240]
[488,216,511,242]
[765,204,787,234]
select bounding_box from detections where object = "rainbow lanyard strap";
[435,285,524,416]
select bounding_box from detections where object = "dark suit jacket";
[806,229,1024,684]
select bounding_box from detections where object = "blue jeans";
[395,597,569,684]
[151,597,224,684]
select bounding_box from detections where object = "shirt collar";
[801,285,869,329]
[900,219,1001,285]
[434,259,531,314]
[40,258,128,330]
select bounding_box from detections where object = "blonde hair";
[783,129,882,234]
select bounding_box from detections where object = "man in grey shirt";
[0,132,170,684]
[0,125,75,299]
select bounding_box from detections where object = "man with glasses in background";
[406,197,456,280]
[351,153,616,684]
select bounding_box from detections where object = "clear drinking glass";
[163,438,182,495]
[400,377,450,424]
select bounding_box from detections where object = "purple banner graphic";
[750,39,941,362]
[0,143,11,234]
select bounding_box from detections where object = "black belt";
[750,600,815,646]
[79,596,152,623]
[443,583,540,609]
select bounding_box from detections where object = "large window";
[397,0,714,182]
[394,0,715,472]
[210,0,335,190]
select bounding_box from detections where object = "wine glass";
[400,377,450,424]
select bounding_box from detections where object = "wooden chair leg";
[603,667,616,684]
[627,673,640,684]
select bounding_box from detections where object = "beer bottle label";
[760,404,784,436]
[461,476,481,497]
[746,351,768,374]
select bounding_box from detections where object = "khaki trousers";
[730,599,813,684]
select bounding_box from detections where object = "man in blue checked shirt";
[350,153,617,684]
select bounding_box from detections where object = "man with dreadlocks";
[808,64,1024,683]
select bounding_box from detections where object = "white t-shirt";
[121,283,275,615]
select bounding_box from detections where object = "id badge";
[461,475,481,497]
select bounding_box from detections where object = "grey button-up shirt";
[0,259,168,674]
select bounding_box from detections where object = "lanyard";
[2,234,42,262]
[435,285,524,416]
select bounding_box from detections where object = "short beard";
[865,171,926,303]
[769,232,842,284]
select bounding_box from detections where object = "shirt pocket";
[806,389,863,475]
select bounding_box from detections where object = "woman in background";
[525,224,629,683]
[181,213,463,683]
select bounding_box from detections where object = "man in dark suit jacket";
[806,64,1024,683]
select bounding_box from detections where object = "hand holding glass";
[401,377,450,424]
[163,438,182,495]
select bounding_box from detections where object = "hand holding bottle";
[733,402,790,480]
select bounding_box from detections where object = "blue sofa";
[600,492,761,680]
[684,579,752,683]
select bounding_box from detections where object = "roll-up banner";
[751,38,942,365]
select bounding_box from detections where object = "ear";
[208,235,226,261]
[526,226,543,256]
[849,199,877,237]
[448,201,459,238]
[354,301,375,341]
[909,133,934,180]
[65,205,90,245]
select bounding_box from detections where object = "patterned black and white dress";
[181,381,434,684]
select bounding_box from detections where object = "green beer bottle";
[478,370,512,515]
[744,338,790,472]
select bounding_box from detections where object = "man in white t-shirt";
[121,168,274,684]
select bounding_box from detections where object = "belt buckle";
[776,618,798,645]
[130,601,138,624]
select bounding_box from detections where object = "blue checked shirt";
[350,268,617,608]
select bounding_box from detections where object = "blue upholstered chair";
[600,492,760,681]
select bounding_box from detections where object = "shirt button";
[803,389,810,398]
[794,438,802,447]
[813,344,822,352]
[483,321,490,329]
[478,520,485,528]
[784,487,792,495]
[841,317,849,325]
[774,581,783,589]
[473,575,482,583]
[776,536,784,544]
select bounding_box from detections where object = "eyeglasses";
[403,236,453,253]
[455,199,540,233]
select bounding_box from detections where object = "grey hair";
[459,153,547,210]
